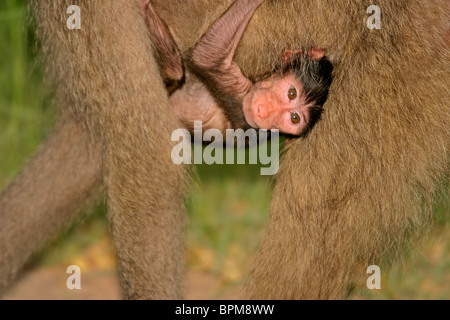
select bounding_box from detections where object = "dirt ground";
[3,224,449,300]
[4,267,242,300]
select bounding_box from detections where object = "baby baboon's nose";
[257,105,271,120]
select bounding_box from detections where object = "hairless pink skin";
[243,74,313,136]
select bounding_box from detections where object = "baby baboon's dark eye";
[288,88,297,100]
[291,112,301,124]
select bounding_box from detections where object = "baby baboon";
[141,0,333,137]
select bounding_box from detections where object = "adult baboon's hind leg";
[30,0,190,299]
[245,1,449,300]
[0,116,102,295]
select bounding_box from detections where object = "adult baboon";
[1,0,449,300]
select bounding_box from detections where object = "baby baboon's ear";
[281,49,302,64]
[306,48,326,60]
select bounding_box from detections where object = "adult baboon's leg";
[0,116,102,295]
[245,0,449,299]
[31,0,190,299]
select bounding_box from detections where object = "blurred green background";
[0,0,448,299]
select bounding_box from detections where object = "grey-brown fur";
[0,116,102,294]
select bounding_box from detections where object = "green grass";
[0,0,55,187]
[0,0,448,299]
